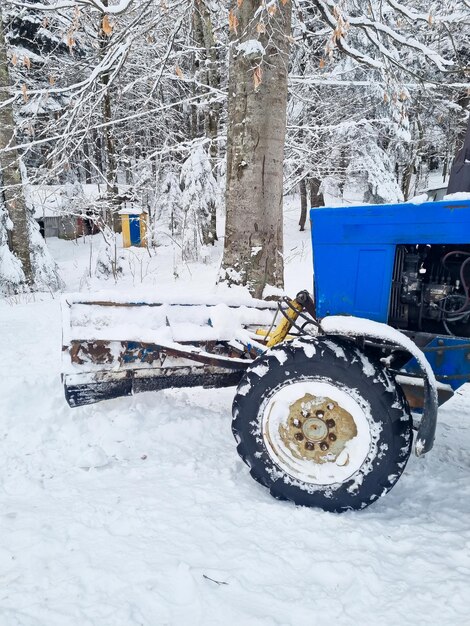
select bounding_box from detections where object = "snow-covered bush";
[94,232,126,280]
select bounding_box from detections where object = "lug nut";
[327,403,335,410]
[305,441,315,451]
[316,410,325,418]
[328,433,337,442]
[320,442,329,451]
[326,419,336,428]
[295,433,304,441]
[293,418,301,427]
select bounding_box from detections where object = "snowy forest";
[1,0,469,297]
[2,3,470,623]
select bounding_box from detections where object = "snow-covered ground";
[1,199,469,625]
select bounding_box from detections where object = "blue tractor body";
[311,199,470,391]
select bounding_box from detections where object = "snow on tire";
[232,337,412,512]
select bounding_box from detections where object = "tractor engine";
[389,244,470,336]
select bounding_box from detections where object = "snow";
[444,192,470,201]
[1,203,470,624]
[261,283,285,300]
[249,363,270,378]
[118,207,145,215]
[301,342,316,359]
[395,374,453,393]
[0,204,25,289]
[1,295,470,624]
[26,184,106,219]
[64,300,274,344]
[236,39,265,59]
[407,192,430,204]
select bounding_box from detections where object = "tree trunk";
[221,0,292,299]
[455,92,470,151]
[309,177,324,208]
[0,14,32,282]
[299,178,307,231]
[83,138,93,184]
[300,177,323,231]
[99,4,121,232]
[401,110,425,200]
[192,1,220,243]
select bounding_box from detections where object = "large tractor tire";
[232,337,412,512]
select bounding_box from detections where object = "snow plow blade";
[61,294,277,407]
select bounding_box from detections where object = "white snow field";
[1,201,470,626]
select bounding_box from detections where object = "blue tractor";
[63,178,470,513]
[232,136,470,511]
[230,198,470,512]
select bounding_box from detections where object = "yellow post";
[121,214,131,248]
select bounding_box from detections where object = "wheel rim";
[261,380,373,486]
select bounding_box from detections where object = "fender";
[319,316,439,457]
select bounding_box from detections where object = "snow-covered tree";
[179,143,219,261]
[152,168,183,241]
[1,0,469,297]
[0,199,25,294]
[0,10,61,294]
[321,120,403,205]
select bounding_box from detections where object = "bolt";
[316,410,325,418]
[326,419,336,428]
[305,441,315,451]
[328,433,337,442]
[295,433,304,441]
[327,403,335,410]
[293,418,301,427]
[320,442,329,451]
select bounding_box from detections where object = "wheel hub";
[279,393,358,465]
[302,417,328,442]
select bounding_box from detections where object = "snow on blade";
[62,296,276,345]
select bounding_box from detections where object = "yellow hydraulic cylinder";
[266,299,304,347]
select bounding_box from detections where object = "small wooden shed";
[120,207,148,248]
